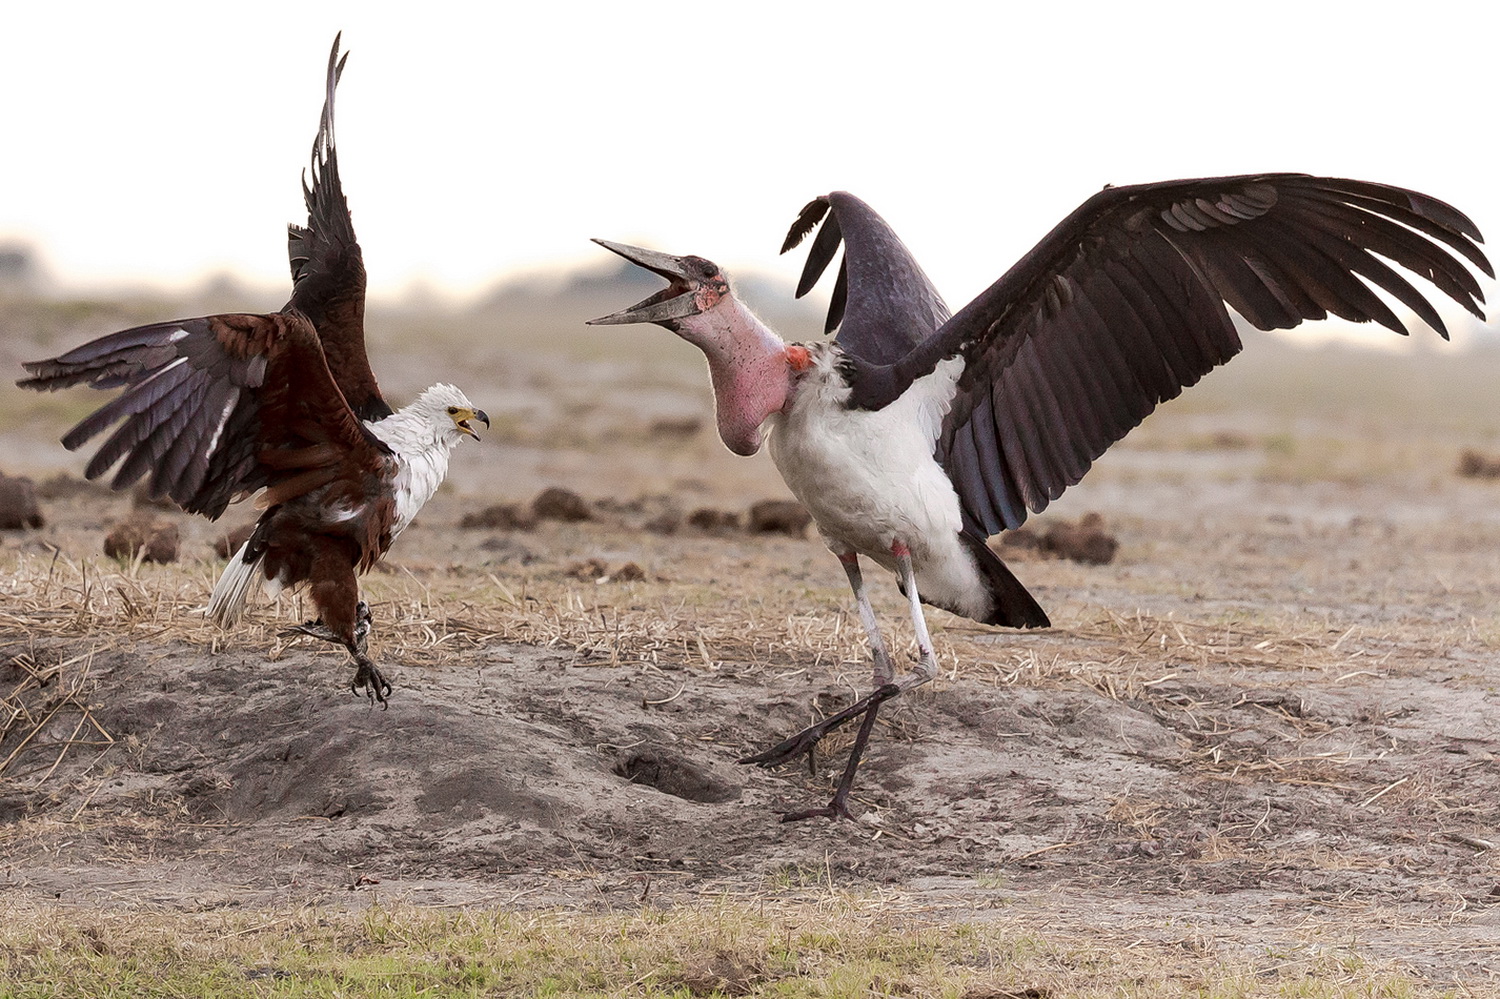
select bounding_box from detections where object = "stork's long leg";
[840,551,895,686]
[893,542,940,690]
[741,540,937,821]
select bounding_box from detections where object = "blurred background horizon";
[1,1,1495,349]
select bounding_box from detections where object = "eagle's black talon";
[351,657,391,708]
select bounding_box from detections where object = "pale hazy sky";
[2,1,1495,327]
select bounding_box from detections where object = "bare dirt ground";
[3,293,1500,989]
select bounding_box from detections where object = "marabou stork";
[591,175,1490,821]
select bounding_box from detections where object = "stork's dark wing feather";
[285,33,391,423]
[860,174,1489,537]
[782,191,951,365]
[19,313,393,520]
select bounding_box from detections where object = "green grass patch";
[0,898,1458,998]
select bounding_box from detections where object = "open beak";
[587,240,705,326]
[456,408,490,441]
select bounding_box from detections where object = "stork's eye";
[447,406,459,415]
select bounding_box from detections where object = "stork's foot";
[351,655,391,708]
[778,793,855,823]
[766,688,889,822]
[738,683,900,769]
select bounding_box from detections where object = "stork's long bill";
[588,240,803,456]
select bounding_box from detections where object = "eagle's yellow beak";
[451,407,490,441]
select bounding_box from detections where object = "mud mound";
[6,630,1499,913]
[999,513,1119,565]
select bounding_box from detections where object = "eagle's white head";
[368,382,488,461]
[396,383,490,447]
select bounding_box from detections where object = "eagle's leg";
[345,599,389,705]
[741,543,934,820]
[280,601,371,654]
[291,561,392,706]
[353,600,372,656]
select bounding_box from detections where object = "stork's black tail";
[959,531,1050,629]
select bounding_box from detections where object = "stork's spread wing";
[782,192,951,365]
[860,175,1490,536]
[285,33,391,423]
[19,314,393,520]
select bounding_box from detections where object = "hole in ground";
[613,750,741,804]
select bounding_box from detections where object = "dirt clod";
[532,486,591,522]
[0,472,44,529]
[746,499,811,537]
[103,518,180,563]
[460,502,538,531]
[565,558,609,581]
[687,508,740,535]
[1041,513,1118,565]
[643,509,683,534]
[213,522,256,559]
[565,558,646,583]
[1457,448,1500,479]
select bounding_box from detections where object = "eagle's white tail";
[208,539,264,628]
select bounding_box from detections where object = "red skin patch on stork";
[890,540,912,558]
[786,345,812,372]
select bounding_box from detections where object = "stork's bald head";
[587,241,728,330]
[588,240,796,456]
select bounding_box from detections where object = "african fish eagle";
[18,35,487,704]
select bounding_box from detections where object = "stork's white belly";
[767,356,991,619]
[770,403,960,561]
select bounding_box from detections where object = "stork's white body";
[767,346,993,621]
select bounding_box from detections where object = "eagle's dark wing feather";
[781,191,951,365]
[19,312,393,520]
[842,175,1489,536]
[285,33,390,422]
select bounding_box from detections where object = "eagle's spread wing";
[781,192,951,365]
[820,175,1488,536]
[19,312,393,520]
[285,33,390,423]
